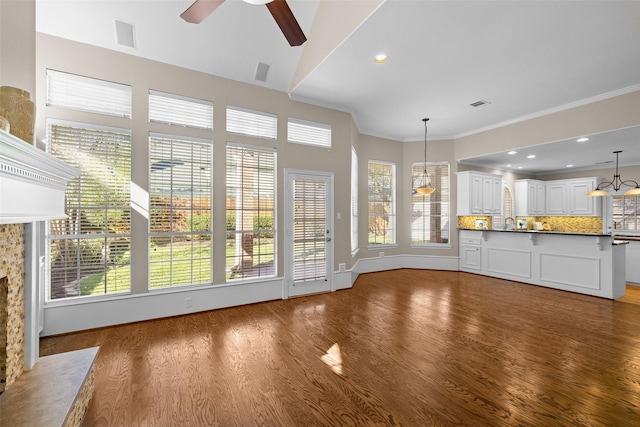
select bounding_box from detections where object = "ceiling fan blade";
[180,0,226,24]
[266,0,307,46]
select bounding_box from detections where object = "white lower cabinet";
[460,236,482,270]
[625,241,640,284]
[458,229,625,299]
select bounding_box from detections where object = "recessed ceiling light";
[566,164,574,168]
[506,164,512,167]
[577,137,589,142]
[374,54,388,63]
[508,151,517,155]
[527,154,536,159]
[517,166,523,169]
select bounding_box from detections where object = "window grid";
[46,121,132,300]
[226,144,276,280]
[46,69,132,118]
[368,161,396,246]
[149,134,213,289]
[411,163,450,245]
[612,195,640,231]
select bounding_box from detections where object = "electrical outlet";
[379,252,384,257]
[339,263,346,272]
[186,297,192,308]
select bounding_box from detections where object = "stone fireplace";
[0,223,25,394]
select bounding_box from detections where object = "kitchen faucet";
[504,217,515,230]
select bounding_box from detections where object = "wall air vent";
[470,100,491,108]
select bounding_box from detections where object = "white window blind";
[368,160,396,246]
[287,117,331,148]
[149,90,213,130]
[46,120,132,300]
[225,143,276,280]
[293,178,327,282]
[411,162,450,246]
[351,148,359,255]
[226,105,277,139]
[149,133,213,289]
[493,183,513,229]
[46,69,132,118]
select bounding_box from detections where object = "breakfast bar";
[459,229,627,299]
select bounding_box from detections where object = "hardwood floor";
[41,270,640,426]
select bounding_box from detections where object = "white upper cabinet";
[516,177,601,217]
[515,179,545,216]
[545,181,567,215]
[457,171,502,216]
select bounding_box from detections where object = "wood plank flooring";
[40,270,640,426]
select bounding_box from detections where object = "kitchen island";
[459,228,626,299]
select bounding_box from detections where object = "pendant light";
[586,150,640,196]
[415,118,435,195]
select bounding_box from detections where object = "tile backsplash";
[458,216,603,233]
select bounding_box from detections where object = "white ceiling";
[35,0,640,172]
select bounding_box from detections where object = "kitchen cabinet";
[457,171,502,216]
[515,179,545,216]
[459,234,482,270]
[516,178,601,216]
[567,179,601,216]
[545,182,567,215]
[624,240,640,284]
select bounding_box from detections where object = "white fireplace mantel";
[0,129,79,224]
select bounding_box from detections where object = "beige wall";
[0,0,35,94]
[455,91,640,162]
[35,34,358,284]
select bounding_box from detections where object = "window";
[411,162,450,245]
[225,143,276,280]
[46,120,131,299]
[493,182,514,229]
[149,90,213,130]
[46,69,132,118]
[287,117,331,148]
[226,105,277,139]
[351,148,358,255]
[149,134,212,289]
[612,194,640,231]
[368,161,396,246]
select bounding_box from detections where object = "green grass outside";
[78,239,276,295]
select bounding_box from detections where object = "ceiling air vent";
[115,20,136,48]
[254,62,270,82]
[470,99,490,108]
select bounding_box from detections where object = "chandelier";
[414,118,435,195]
[586,150,640,196]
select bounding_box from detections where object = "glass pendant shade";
[624,187,640,196]
[586,189,611,197]
[416,186,435,195]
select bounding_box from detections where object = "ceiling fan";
[180,0,307,47]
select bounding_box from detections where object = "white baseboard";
[42,255,460,336]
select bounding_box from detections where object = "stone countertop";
[457,228,611,237]
[613,234,640,242]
